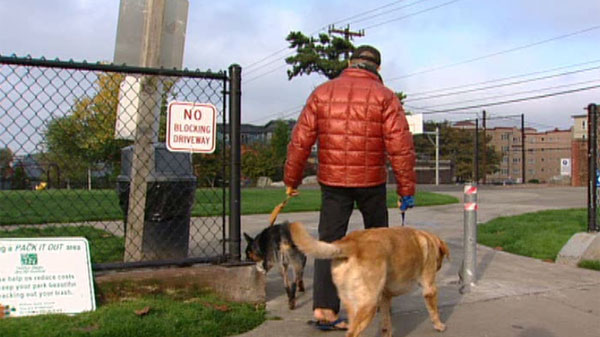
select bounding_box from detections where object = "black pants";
[313,183,389,313]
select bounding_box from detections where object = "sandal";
[307,317,349,331]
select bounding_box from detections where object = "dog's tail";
[439,239,450,260]
[289,222,347,259]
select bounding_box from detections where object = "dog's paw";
[433,322,446,332]
[298,281,305,292]
[381,328,393,337]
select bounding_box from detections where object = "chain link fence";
[0,55,233,269]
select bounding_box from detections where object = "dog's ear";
[243,232,254,243]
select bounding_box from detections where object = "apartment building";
[487,127,526,183]
[483,126,572,184]
[525,128,572,183]
[571,114,588,186]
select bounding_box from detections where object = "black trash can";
[117,143,196,260]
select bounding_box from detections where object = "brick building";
[525,128,572,183]
[473,126,572,184]
[571,114,588,186]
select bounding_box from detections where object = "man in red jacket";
[283,45,416,330]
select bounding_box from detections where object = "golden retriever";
[289,222,449,337]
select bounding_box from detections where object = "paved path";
[236,185,600,337]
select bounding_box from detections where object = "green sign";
[20,254,38,266]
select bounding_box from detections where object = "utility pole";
[124,0,165,262]
[424,127,440,185]
[328,24,365,60]
[114,0,189,262]
[482,110,487,184]
[521,114,526,184]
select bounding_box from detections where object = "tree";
[285,31,354,80]
[241,143,276,183]
[0,147,13,180]
[11,162,29,190]
[269,120,291,181]
[43,72,178,186]
[44,73,130,184]
[413,121,501,182]
[286,32,408,105]
[193,139,227,188]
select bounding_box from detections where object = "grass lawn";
[1,188,458,225]
[0,280,265,337]
[236,189,458,215]
[0,226,124,264]
[478,208,599,271]
[578,260,600,271]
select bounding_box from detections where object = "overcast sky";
[1,0,599,131]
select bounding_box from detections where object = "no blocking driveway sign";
[166,101,217,153]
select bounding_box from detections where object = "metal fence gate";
[0,55,238,270]
[587,103,600,233]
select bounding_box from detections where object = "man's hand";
[286,186,300,197]
[398,195,415,211]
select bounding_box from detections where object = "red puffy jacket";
[283,67,416,196]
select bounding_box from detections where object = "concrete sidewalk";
[237,186,600,337]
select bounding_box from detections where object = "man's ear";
[243,232,253,243]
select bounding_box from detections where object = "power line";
[346,0,433,26]
[411,78,600,110]
[494,115,561,130]
[417,83,600,115]
[387,24,600,82]
[361,0,461,30]
[247,104,305,124]
[328,0,409,27]
[406,58,600,97]
[244,48,291,71]
[439,114,523,123]
[244,65,288,83]
[244,0,408,71]
[404,63,600,102]
[505,147,572,152]
[244,0,456,81]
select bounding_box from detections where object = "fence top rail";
[0,54,228,80]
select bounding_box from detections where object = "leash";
[398,196,405,226]
[269,195,294,226]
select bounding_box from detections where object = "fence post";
[228,64,242,261]
[588,103,599,232]
[521,113,526,184]
[435,127,440,185]
[474,119,479,184]
[460,183,478,294]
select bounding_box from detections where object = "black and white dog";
[244,222,307,309]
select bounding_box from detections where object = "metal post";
[474,118,479,184]
[588,103,598,232]
[482,111,486,184]
[228,64,242,261]
[435,127,440,186]
[124,0,165,262]
[521,113,526,184]
[460,183,478,294]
